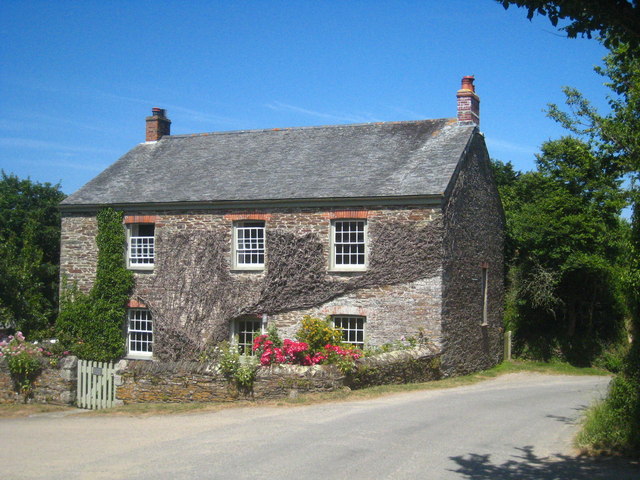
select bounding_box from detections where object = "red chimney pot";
[457,76,480,126]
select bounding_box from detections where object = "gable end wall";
[441,132,505,375]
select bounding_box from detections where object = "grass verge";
[575,373,640,459]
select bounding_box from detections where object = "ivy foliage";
[56,208,134,362]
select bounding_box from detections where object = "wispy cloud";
[486,138,539,157]
[97,91,236,126]
[0,137,119,155]
[26,113,112,133]
[265,101,380,124]
[16,157,106,172]
[386,106,429,119]
[0,119,29,132]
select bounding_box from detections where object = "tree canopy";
[494,137,628,363]
[0,172,66,335]
[498,1,640,48]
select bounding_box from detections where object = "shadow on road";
[449,446,639,480]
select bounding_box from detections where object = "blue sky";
[0,1,611,195]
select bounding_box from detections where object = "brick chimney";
[145,108,171,142]
[456,76,480,126]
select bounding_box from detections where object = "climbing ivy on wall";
[145,220,443,361]
[56,208,134,362]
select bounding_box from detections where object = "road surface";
[1,373,638,479]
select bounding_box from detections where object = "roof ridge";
[166,117,455,139]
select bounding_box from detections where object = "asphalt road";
[1,373,638,479]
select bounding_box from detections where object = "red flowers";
[253,335,361,367]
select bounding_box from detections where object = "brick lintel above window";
[323,210,370,220]
[124,215,157,224]
[224,213,272,222]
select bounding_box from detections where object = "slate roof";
[62,118,477,206]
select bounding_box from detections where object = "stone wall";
[59,214,98,294]
[346,346,442,389]
[0,356,77,405]
[115,360,344,403]
[0,350,442,406]
[61,205,445,359]
[114,348,442,404]
[441,132,505,375]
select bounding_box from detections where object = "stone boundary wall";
[346,346,442,389]
[0,349,442,406]
[115,346,442,404]
[115,360,344,404]
[0,356,77,405]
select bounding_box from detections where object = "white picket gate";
[77,359,116,409]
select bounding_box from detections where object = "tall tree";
[498,1,640,48]
[493,137,628,363]
[0,172,65,335]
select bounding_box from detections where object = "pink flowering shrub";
[252,331,362,371]
[0,332,44,397]
[1,332,71,398]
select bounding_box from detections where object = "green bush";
[295,315,344,352]
[217,341,240,379]
[216,341,258,393]
[593,341,630,373]
[577,374,640,456]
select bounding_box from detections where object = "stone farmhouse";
[59,76,504,375]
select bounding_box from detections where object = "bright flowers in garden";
[0,332,70,363]
[253,334,362,367]
[0,332,42,358]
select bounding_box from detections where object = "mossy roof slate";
[62,118,476,206]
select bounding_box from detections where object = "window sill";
[231,267,265,273]
[128,265,155,272]
[328,267,367,273]
[125,354,153,361]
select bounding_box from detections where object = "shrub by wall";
[0,356,77,405]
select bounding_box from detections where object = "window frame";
[330,219,367,271]
[332,315,366,348]
[232,220,266,271]
[127,308,153,358]
[481,265,489,326]
[127,223,155,270]
[231,316,264,355]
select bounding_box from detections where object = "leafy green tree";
[497,1,640,48]
[493,137,628,363]
[0,172,65,335]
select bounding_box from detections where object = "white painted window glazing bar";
[128,309,153,355]
[236,225,265,266]
[129,236,155,265]
[235,319,262,355]
[334,220,366,266]
[333,315,365,347]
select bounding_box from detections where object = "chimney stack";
[456,76,480,126]
[146,107,171,142]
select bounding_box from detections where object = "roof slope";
[62,118,476,206]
